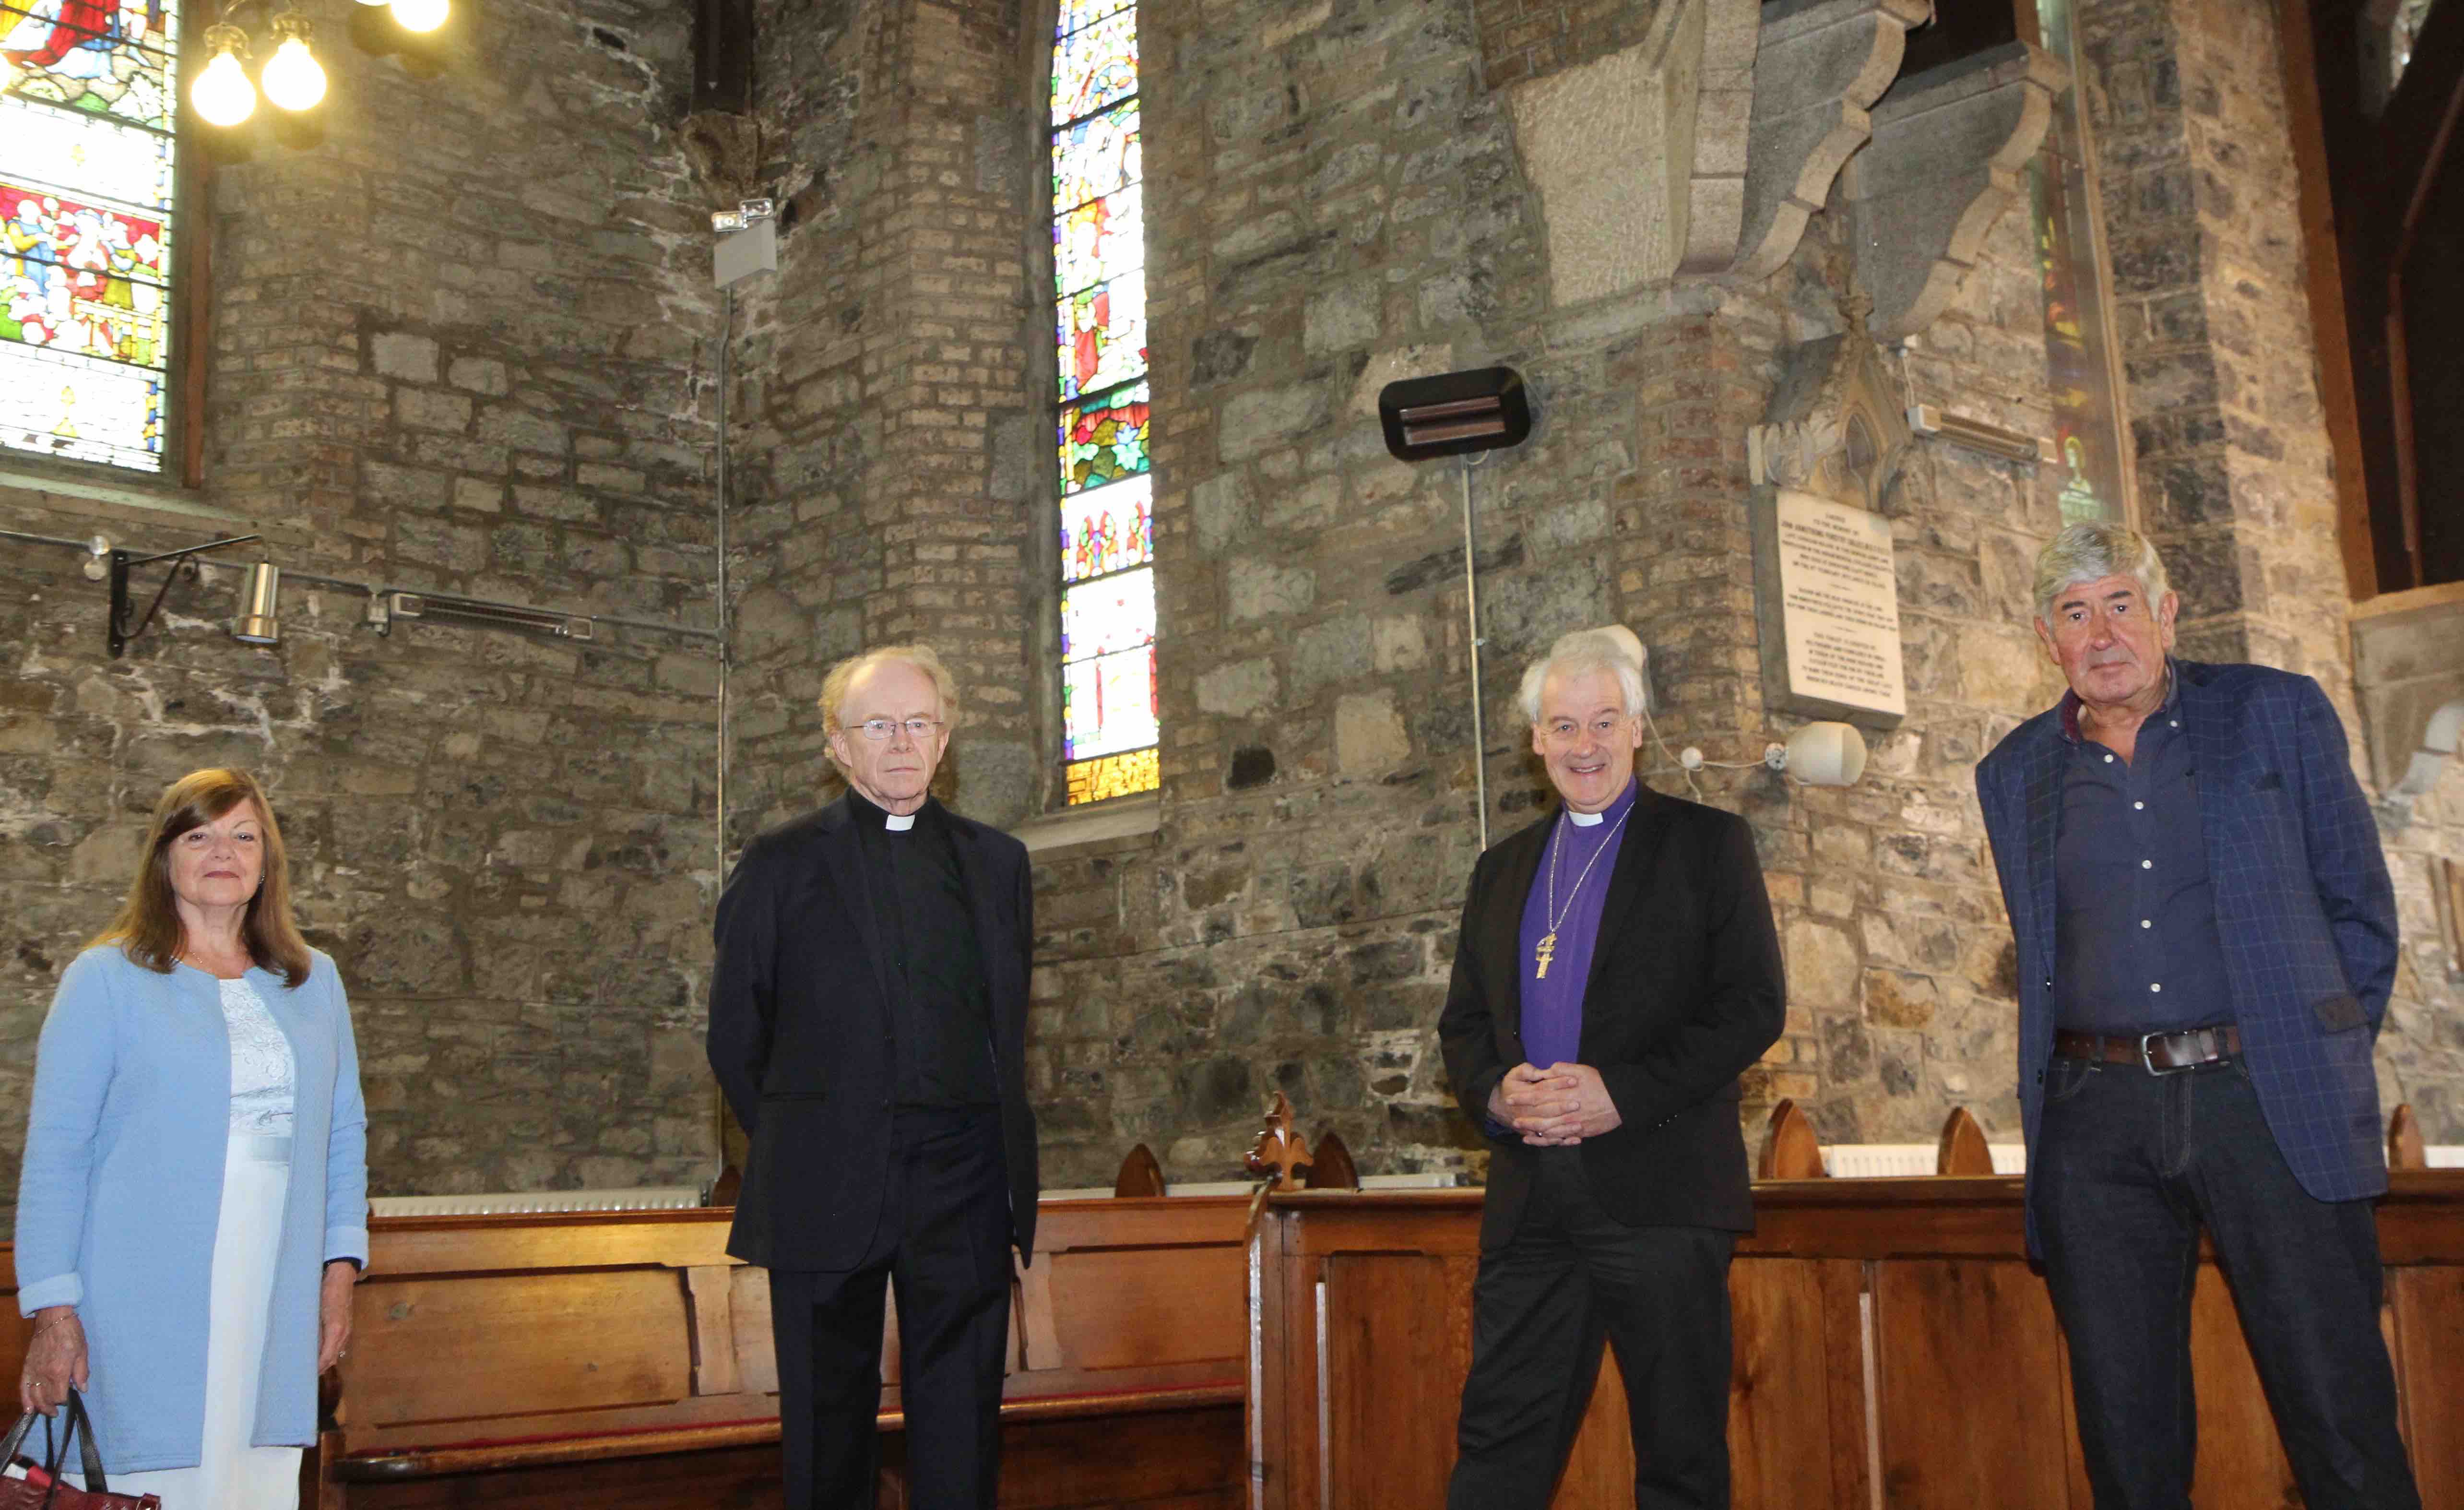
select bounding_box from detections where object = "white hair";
[1518,626,1648,723]
[2032,522,2172,623]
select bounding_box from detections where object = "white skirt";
[69,1135,303,1510]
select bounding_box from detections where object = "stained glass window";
[2026,0,2128,523]
[1,0,181,473]
[1053,0,1154,804]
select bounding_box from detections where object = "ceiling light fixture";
[191,0,450,127]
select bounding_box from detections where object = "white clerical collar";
[1566,808,1605,827]
[885,812,916,832]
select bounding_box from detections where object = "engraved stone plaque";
[1753,488,1907,725]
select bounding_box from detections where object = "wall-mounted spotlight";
[1767,721,1868,786]
[232,562,282,645]
[1676,721,1870,788]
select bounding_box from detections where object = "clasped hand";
[1489,1061,1621,1146]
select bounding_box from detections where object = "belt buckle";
[2139,1030,2195,1075]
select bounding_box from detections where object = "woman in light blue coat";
[14,768,369,1508]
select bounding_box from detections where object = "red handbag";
[0,1391,160,1510]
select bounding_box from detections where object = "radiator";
[1822,1143,2028,1177]
[370,1186,705,1217]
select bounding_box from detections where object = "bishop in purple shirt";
[1440,627,1786,1510]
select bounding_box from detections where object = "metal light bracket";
[107,533,261,658]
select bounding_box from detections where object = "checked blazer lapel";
[2014,727,2066,977]
[814,796,896,1010]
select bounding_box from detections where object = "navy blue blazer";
[1976,660,2399,1250]
[707,794,1040,1271]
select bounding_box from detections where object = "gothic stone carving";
[1847,42,2070,340]
[1746,294,1912,515]
[1729,0,1931,283]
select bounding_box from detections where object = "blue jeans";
[2032,1054,2420,1510]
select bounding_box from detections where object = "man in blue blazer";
[1976,523,2419,1510]
[708,645,1038,1510]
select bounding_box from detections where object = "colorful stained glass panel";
[0,338,160,469]
[1,0,179,132]
[1056,267,1144,401]
[1055,0,1130,40]
[1051,6,1136,125]
[1058,380,1148,496]
[1052,99,1138,214]
[2,97,175,210]
[1062,643,1159,761]
[1054,182,1141,297]
[1061,564,1155,662]
[1,183,169,365]
[1060,473,1150,583]
[1066,748,1158,805]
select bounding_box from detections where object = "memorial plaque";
[1752,488,1907,725]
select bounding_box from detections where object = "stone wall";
[0,0,727,1200]
[1007,0,2099,1189]
[5,0,2456,1214]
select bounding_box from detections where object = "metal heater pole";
[1461,459,1488,852]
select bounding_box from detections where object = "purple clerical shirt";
[1515,777,1641,1070]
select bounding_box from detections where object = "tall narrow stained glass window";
[0,0,181,473]
[1053,0,1156,805]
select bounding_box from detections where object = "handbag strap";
[0,1404,45,1474]
[59,1392,108,1492]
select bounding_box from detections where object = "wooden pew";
[296,1196,1251,1508]
[0,1192,1251,1510]
[1247,1168,2464,1510]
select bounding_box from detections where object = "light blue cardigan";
[14,945,369,1473]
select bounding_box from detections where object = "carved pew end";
[1936,1106,1994,1176]
[1758,1098,1827,1179]
[1114,1142,1167,1198]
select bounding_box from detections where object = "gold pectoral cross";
[1534,931,1557,980]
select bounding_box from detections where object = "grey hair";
[1518,627,1647,723]
[2031,522,2173,623]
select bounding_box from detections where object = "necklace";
[1534,803,1635,979]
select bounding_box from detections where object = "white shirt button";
[2134,801,2144,810]
[2104,753,2115,763]
[2141,919,2152,928]
[2141,859,2153,869]
[2169,720,2179,728]
[2150,982,2163,993]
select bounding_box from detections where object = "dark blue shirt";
[2051,665,2235,1034]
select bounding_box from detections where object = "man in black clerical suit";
[708,644,1038,1510]
[1440,627,1786,1510]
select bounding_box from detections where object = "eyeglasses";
[847,717,946,741]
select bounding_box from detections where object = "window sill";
[1010,794,1162,857]
[0,465,275,538]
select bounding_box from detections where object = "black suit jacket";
[1439,788,1786,1249]
[708,794,1040,1271]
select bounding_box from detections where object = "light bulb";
[191,39,257,127]
[390,0,448,32]
[261,35,326,111]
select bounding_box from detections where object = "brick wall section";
[0,0,726,1201]
[2080,0,2347,685]
[727,0,1043,837]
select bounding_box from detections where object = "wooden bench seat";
[293,1194,1252,1507]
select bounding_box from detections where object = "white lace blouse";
[218,976,295,1135]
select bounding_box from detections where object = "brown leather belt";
[2053,1024,2241,1075]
